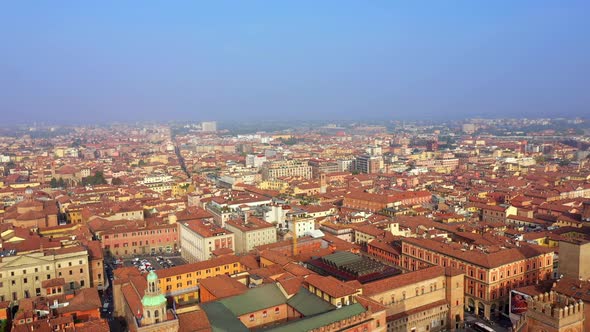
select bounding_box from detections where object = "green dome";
[147,270,159,282]
[142,293,167,307]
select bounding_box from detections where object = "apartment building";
[285,212,315,238]
[400,237,554,319]
[179,219,235,262]
[261,160,312,180]
[0,246,91,304]
[225,216,276,254]
[355,154,383,174]
[141,173,174,194]
[308,159,339,178]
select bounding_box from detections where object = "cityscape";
[1,2,590,332]
[0,118,589,332]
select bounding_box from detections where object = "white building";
[179,219,234,262]
[261,160,312,180]
[245,154,267,168]
[201,121,217,132]
[224,216,276,254]
[262,204,290,227]
[285,211,315,238]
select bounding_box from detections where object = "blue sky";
[1,1,589,124]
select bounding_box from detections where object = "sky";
[1,1,589,125]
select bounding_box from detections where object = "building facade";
[179,219,235,262]
[401,238,554,319]
[225,217,277,254]
[261,160,313,180]
[0,246,91,304]
[362,266,465,332]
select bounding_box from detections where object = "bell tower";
[141,271,167,326]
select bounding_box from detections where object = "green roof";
[263,303,367,332]
[219,284,287,316]
[141,293,166,307]
[287,287,335,316]
[201,302,249,332]
[322,251,362,268]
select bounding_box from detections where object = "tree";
[534,155,546,164]
[81,171,107,186]
[50,177,58,188]
[57,178,66,188]
[112,177,123,185]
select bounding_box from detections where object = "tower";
[445,269,465,331]
[319,173,327,194]
[523,291,584,332]
[141,271,167,326]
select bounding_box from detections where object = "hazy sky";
[1,1,589,124]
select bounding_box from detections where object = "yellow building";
[257,179,289,193]
[156,255,244,304]
[172,182,195,197]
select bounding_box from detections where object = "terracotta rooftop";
[199,275,248,301]
[362,266,447,296]
[182,219,232,238]
[304,274,359,298]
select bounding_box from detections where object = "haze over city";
[2,1,589,124]
[2,3,590,332]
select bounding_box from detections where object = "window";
[249,314,255,322]
[275,307,280,314]
[263,310,267,318]
[81,280,85,287]
[80,268,83,273]
[23,278,27,284]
